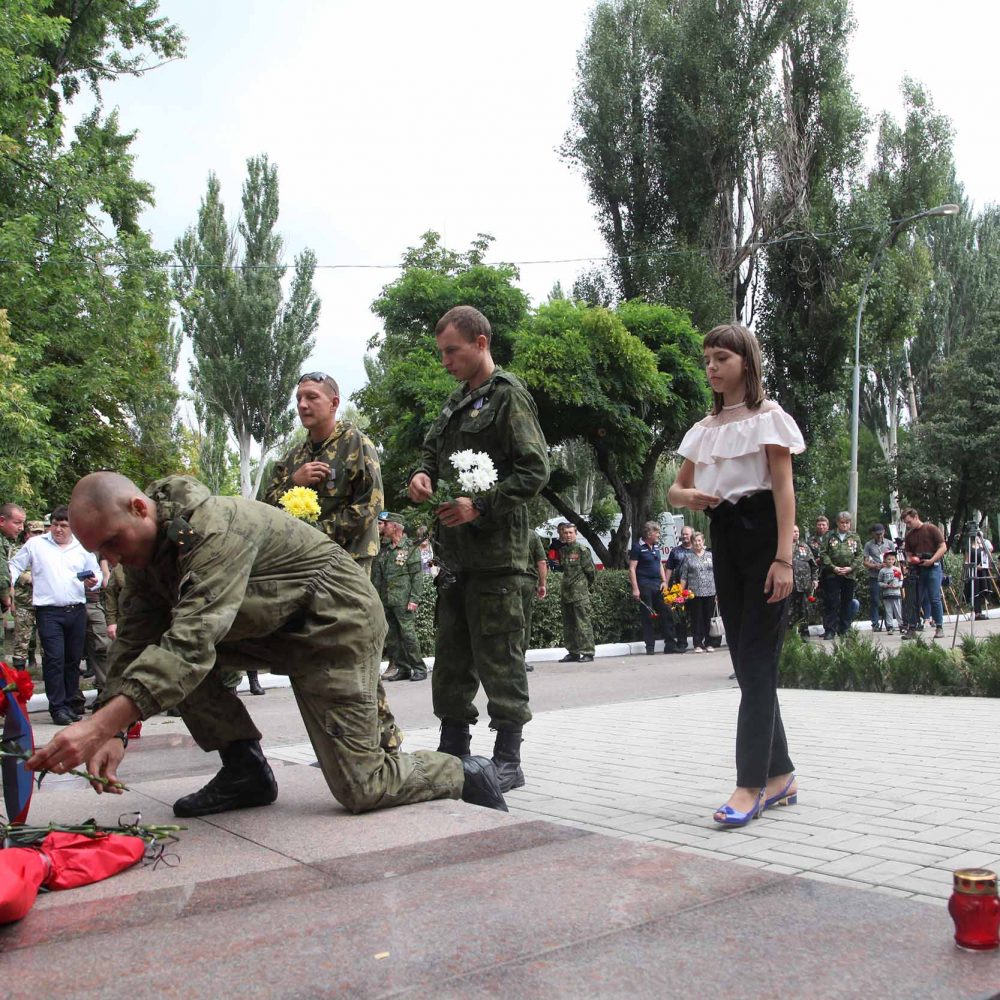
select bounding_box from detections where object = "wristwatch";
[114,731,129,750]
[472,498,488,517]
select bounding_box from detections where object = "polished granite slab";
[5,750,1000,999]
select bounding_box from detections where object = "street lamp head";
[926,203,961,218]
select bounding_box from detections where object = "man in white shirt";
[9,505,101,724]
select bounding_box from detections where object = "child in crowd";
[668,323,804,828]
[878,551,904,634]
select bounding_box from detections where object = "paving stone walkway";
[268,686,1000,907]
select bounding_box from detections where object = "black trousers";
[821,574,856,635]
[34,604,86,717]
[688,595,714,649]
[637,579,679,651]
[708,491,793,788]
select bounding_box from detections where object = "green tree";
[173,155,321,498]
[512,298,708,566]
[0,0,185,506]
[896,324,1000,540]
[355,231,530,502]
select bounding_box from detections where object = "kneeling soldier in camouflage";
[25,472,507,816]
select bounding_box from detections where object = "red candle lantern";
[949,869,1000,951]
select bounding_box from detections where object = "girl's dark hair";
[702,323,766,415]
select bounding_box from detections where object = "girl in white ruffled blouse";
[667,323,805,827]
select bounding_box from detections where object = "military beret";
[26,520,44,533]
[378,511,405,525]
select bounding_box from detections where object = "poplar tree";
[173,155,320,498]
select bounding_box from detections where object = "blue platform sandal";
[764,774,798,810]
[713,787,765,828]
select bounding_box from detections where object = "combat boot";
[11,657,26,671]
[491,724,525,792]
[409,667,428,682]
[383,664,410,682]
[247,671,266,696]
[460,756,508,812]
[173,739,278,818]
[437,718,471,757]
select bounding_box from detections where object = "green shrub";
[827,632,886,692]
[965,635,1000,697]
[779,631,829,689]
[885,639,961,695]
[412,567,645,655]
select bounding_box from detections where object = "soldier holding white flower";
[409,305,549,793]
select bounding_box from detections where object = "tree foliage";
[0,0,186,510]
[173,155,320,499]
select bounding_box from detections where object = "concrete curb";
[23,607,999,714]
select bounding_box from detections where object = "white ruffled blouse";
[677,399,805,504]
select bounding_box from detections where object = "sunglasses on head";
[298,372,332,384]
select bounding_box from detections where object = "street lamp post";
[847,203,961,526]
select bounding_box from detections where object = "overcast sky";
[94,0,999,423]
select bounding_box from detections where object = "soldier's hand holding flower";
[437,498,479,526]
[292,461,331,487]
[408,473,433,503]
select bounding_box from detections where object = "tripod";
[951,524,1000,647]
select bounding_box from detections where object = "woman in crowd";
[679,532,715,652]
[668,323,804,828]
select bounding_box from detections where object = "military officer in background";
[27,472,508,817]
[522,533,548,673]
[264,370,401,749]
[556,523,596,663]
[10,519,44,669]
[820,511,864,638]
[789,525,818,638]
[374,513,427,683]
[408,305,549,794]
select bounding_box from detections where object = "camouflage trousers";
[382,602,425,677]
[84,601,110,689]
[561,597,595,656]
[171,575,457,814]
[432,571,533,727]
[11,602,36,663]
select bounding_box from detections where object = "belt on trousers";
[705,490,775,531]
[34,604,84,612]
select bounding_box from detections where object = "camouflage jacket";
[527,534,546,581]
[559,542,595,602]
[103,476,379,719]
[808,533,829,576]
[412,369,549,574]
[371,538,424,608]
[1,535,14,592]
[104,563,126,626]
[792,540,817,592]
[263,423,383,564]
[821,531,864,576]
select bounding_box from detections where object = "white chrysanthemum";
[450,450,478,472]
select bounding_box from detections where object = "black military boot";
[409,667,428,682]
[247,671,266,696]
[460,756,508,812]
[11,657,26,671]
[383,664,410,682]
[491,724,525,792]
[437,718,471,757]
[173,739,278,818]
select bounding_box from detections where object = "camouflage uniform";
[372,531,426,680]
[522,534,547,657]
[264,423,383,565]
[264,422,401,751]
[789,539,818,636]
[11,549,36,665]
[412,368,549,727]
[103,476,463,814]
[820,530,864,636]
[558,541,596,657]
[1,534,14,656]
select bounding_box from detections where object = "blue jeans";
[919,563,944,627]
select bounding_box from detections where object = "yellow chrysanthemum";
[278,486,321,522]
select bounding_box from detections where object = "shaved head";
[69,472,159,567]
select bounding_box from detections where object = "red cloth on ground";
[0,832,145,923]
